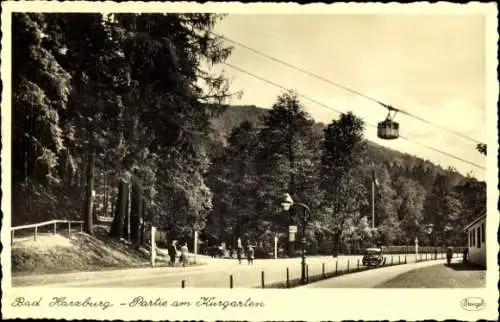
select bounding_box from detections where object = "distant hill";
[210,105,454,183]
[210,105,267,145]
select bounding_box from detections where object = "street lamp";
[281,193,310,285]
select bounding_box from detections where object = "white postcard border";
[1,2,498,321]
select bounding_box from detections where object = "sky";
[207,14,487,180]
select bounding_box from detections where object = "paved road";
[13,255,351,288]
[300,259,451,288]
[12,253,452,288]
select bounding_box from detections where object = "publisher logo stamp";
[460,297,486,311]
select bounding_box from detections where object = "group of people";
[167,240,190,267]
[445,246,469,265]
[236,244,255,265]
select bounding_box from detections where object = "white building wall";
[466,218,486,267]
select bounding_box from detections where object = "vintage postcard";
[1,1,498,321]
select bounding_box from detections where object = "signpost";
[415,237,419,261]
[289,225,297,242]
[194,231,198,264]
[151,226,156,267]
[274,234,278,259]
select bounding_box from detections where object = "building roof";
[463,213,486,231]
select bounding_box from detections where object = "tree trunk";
[122,185,131,240]
[110,188,116,217]
[58,148,69,184]
[24,105,29,185]
[332,231,340,257]
[67,153,74,187]
[103,174,108,216]
[219,210,224,243]
[130,180,143,247]
[140,206,147,245]
[109,179,128,239]
[287,108,296,195]
[93,202,99,224]
[80,157,86,187]
[83,134,95,235]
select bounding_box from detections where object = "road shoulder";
[300,259,448,288]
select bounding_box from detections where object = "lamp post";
[425,223,434,258]
[371,165,379,229]
[281,193,310,285]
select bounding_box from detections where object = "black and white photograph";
[1,1,498,321]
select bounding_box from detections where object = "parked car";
[205,246,224,258]
[362,247,386,267]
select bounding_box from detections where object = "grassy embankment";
[11,226,204,276]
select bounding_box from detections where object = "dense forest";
[11,13,486,256]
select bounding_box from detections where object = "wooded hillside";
[205,103,486,253]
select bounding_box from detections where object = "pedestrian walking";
[446,247,453,265]
[168,240,178,267]
[247,245,254,265]
[180,242,189,267]
[463,247,469,263]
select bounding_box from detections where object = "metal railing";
[11,219,84,243]
[176,252,465,289]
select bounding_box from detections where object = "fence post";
[80,222,83,232]
[286,268,290,288]
[322,263,325,278]
[68,222,71,236]
[306,264,309,283]
[405,255,407,264]
[335,261,338,275]
[391,256,393,265]
[398,255,401,264]
[229,275,233,289]
[347,260,350,272]
[425,252,428,261]
[181,280,185,288]
[151,226,156,267]
[53,222,57,235]
[261,271,265,289]
[34,226,38,241]
[357,259,360,271]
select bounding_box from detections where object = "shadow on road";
[445,262,485,271]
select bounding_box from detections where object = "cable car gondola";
[377,105,399,140]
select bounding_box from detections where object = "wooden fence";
[11,219,84,243]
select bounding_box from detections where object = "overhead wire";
[398,135,485,170]
[222,62,486,171]
[205,29,484,145]
[225,62,345,116]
